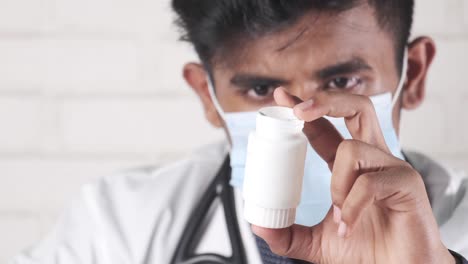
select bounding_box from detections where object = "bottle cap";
[244,201,296,229]
[256,107,304,139]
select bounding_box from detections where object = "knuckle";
[358,95,375,112]
[341,175,376,222]
[337,139,362,156]
[332,199,342,208]
[331,184,347,205]
[402,166,424,186]
[271,241,299,258]
[389,166,427,203]
[356,173,377,193]
[270,245,288,256]
[258,236,290,256]
[400,160,414,169]
[337,139,354,153]
[341,202,359,223]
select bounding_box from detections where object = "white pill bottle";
[243,106,308,229]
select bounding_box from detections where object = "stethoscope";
[170,156,248,264]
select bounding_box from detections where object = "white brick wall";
[0,96,42,151]
[60,96,222,154]
[0,40,48,89]
[0,0,467,262]
[0,213,41,264]
[0,0,51,32]
[465,0,468,27]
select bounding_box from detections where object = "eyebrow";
[316,58,372,79]
[230,74,288,88]
[229,57,373,88]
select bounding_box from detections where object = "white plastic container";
[243,106,308,228]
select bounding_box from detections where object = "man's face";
[210,4,403,129]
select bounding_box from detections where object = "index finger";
[292,91,390,154]
[274,87,343,169]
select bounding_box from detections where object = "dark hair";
[172,0,414,71]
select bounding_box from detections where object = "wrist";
[416,243,456,264]
[448,249,466,264]
[440,247,457,264]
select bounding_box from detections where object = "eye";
[326,76,362,90]
[246,84,276,99]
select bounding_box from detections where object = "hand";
[251,88,455,264]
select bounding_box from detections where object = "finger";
[251,223,323,262]
[293,91,390,153]
[337,171,378,237]
[274,87,300,107]
[274,87,344,169]
[339,166,426,237]
[302,119,342,169]
[331,140,406,209]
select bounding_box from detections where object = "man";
[11,0,468,263]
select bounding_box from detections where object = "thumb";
[251,223,323,262]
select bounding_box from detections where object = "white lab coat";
[10,142,468,263]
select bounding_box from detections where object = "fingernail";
[333,205,342,224]
[295,99,314,112]
[338,221,347,238]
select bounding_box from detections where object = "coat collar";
[405,151,466,226]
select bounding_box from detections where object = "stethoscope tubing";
[170,156,247,264]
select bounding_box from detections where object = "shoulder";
[405,151,467,224]
[81,141,229,261]
[83,141,230,231]
[405,150,467,199]
[12,141,229,264]
[405,151,468,257]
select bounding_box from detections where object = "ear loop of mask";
[391,49,409,108]
[207,77,236,147]
[207,77,227,122]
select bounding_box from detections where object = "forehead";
[214,4,395,77]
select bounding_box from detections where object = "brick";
[464,0,468,29]
[60,96,224,154]
[0,213,41,263]
[37,96,62,153]
[37,213,63,237]
[400,92,468,164]
[413,0,447,35]
[0,39,140,92]
[400,98,447,155]
[43,39,139,92]
[0,40,47,90]
[53,0,136,33]
[53,0,177,36]
[458,96,468,154]
[421,39,468,156]
[139,42,198,95]
[0,38,197,95]
[0,96,42,151]
[426,39,468,95]
[0,158,148,213]
[0,0,50,32]
[413,0,464,36]
[133,0,181,39]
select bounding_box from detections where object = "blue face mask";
[208,51,408,226]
